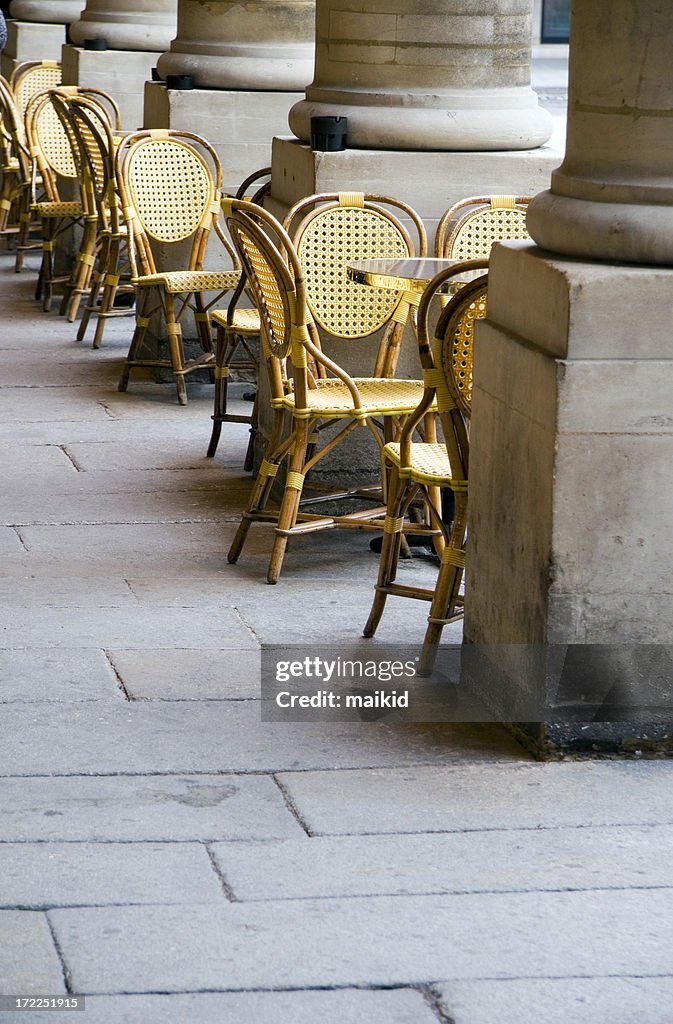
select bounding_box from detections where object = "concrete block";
[0,649,121,703]
[0,21,64,80]
[0,702,518,776]
[439,977,673,1024]
[0,842,224,908]
[276,761,673,834]
[0,774,300,841]
[0,911,65,994]
[13,989,439,1024]
[210,823,673,900]
[48,888,673,991]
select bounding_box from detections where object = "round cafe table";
[347,257,484,296]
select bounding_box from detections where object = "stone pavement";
[1,247,673,1024]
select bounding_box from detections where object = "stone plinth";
[156,0,314,91]
[68,0,177,52]
[289,0,552,151]
[463,241,673,754]
[0,19,66,79]
[61,43,157,129]
[144,84,305,195]
[9,0,84,20]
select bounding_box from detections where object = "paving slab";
[439,977,673,1024]
[0,842,224,909]
[0,649,122,703]
[0,774,301,841]
[210,823,673,900]
[0,576,137,609]
[2,362,121,387]
[0,988,439,1024]
[0,911,65,993]
[0,442,77,476]
[64,437,248,472]
[108,648,261,700]
[0,604,255,650]
[0,527,27,559]
[276,761,673,834]
[0,703,521,776]
[0,388,113,425]
[49,888,673,992]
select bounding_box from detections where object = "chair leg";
[267,420,310,585]
[206,322,229,458]
[419,489,468,674]
[363,465,407,637]
[118,290,151,393]
[63,220,98,321]
[165,300,188,405]
[227,411,287,566]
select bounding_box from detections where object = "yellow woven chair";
[24,87,89,311]
[435,194,531,260]
[223,198,435,585]
[0,75,25,241]
[363,260,489,672]
[207,166,271,466]
[115,129,241,405]
[9,61,62,272]
[49,88,123,323]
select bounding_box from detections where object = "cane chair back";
[363,260,489,668]
[0,75,26,235]
[222,198,433,584]
[10,61,61,141]
[206,166,272,463]
[284,192,427,377]
[115,130,240,404]
[435,194,531,260]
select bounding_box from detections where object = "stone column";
[145,0,314,191]
[157,0,313,90]
[289,0,552,151]
[463,0,673,755]
[62,0,178,127]
[2,0,84,78]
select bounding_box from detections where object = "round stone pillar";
[9,0,84,21]
[157,0,314,90]
[68,0,177,52]
[528,0,673,264]
[289,0,552,151]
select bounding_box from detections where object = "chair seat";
[275,377,431,419]
[384,441,457,485]
[210,307,260,333]
[32,200,82,218]
[133,269,240,294]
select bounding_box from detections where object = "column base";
[463,243,673,754]
[61,43,158,130]
[0,20,66,79]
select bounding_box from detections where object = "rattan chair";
[115,129,241,405]
[0,75,24,241]
[206,166,271,466]
[9,61,62,272]
[24,87,89,311]
[222,198,435,584]
[435,194,531,260]
[363,260,489,670]
[49,88,123,323]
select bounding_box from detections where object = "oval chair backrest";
[66,97,112,204]
[438,276,489,421]
[12,62,61,136]
[294,201,413,339]
[123,136,216,244]
[436,196,531,260]
[226,207,295,364]
[27,90,77,182]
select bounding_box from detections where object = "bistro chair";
[49,88,123,324]
[206,166,271,466]
[0,75,24,241]
[435,194,531,260]
[222,198,434,585]
[23,87,88,311]
[363,259,489,670]
[115,129,240,405]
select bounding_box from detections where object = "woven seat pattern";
[33,98,77,179]
[275,377,427,417]
[33,200,82,217]
[383,441,452,483]
[238,228,290,358]
[13,62,61,127]
[134,269,240,293]
[443,287,487,415]
[127,140,213,242]
[210,306,260,332]
[297,206,409,337]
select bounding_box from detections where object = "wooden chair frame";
[363,259,489,672]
